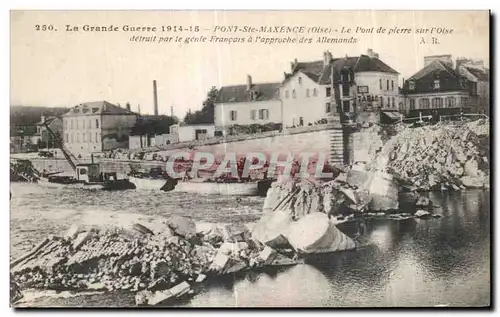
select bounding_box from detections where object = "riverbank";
[10,183,490,307]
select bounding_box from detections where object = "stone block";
[169,281,191,298]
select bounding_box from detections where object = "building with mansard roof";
[62,101,137,156]
[401,55,485,117]
[280,49,400,126]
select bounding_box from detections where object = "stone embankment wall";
[29,126,346,175]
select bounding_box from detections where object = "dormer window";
[409,81,415,91]
[434,79,440,90]
[298,77,302,84]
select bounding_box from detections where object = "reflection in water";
[10,184,490,307]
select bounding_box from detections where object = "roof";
[464,66,489,81]
[215,83,280,104]
[284,54,398,86]
[36,116,61,125]
[63,101,136,117]
[403,60,468,94]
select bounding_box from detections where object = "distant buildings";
[170,123,216,142]
[36,115,63,148]
[62,101,137,156]
[456,58,490,114]
[214,76,281,135]
[401,55,489,116]
[10,125,37,153]
[129,115,178,150]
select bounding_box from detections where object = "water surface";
[10,183,490,307]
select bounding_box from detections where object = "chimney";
[40,114,45,124]
[247,75,252,90]
[424,55,453,68]
[153,80,159,116]
[126,102,131,111]
[366,48,379,59]
[324,50,332,66]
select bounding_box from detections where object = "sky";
[10,10,489,118]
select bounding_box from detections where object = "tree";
[130,115,178,136]
[184,86,218,124]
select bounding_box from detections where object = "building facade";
[214,76,281,134]
[401,55,475,116]
[280,49,400,126]
[170,123,216,142]
[62,101,137,156]
[456,58,490,114]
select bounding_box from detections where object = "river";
[10,183,490,307]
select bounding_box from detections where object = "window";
[259,109,269,120]
[83,133,86,142]
[95,119,99,129]
[386,80,390,91]
[379,79,382,90]
[471,82,478,96]
[380,97,384,107]
[391,80,394,91]
[70,119,73,129]
[432,98,443,108]
[83,120,85,129]
[326,87,332,97]
[285,90,289,98]
[420,98,430,109]
[230,110,237,121]
[76,120,79,129]
[409,81,415,91]
[79,168,87,175]
[95,132,98,143]
[392,97,395,108]
[409,99,416,110]
[313,88,318,96]
[434,79,440,89]
[446,97,456,108]
[65,133,68,143]
[325,103,331,113]
[76,133,80,142]
[250,109,257,120]
[298,77,302,84]
[90,132,93,143]
[461,97,469,107]
[71,133,73,143]
[306,89,310,97]
[292,90,296,98]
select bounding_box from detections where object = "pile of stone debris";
[371,119,490,191]
[10,216,302,306]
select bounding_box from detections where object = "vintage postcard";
[10,10,490,308]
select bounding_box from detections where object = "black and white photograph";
[9,10,490,308]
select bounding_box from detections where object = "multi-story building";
[401,55,474,117]
[62,101,137,156]
[280,49,399,126]
[456,58,490,114]
[36,115,63,148]
[214,76,281,135]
